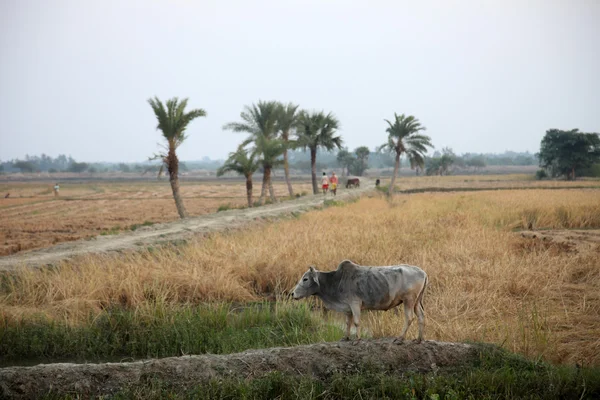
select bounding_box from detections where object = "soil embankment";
[0,339,485,399]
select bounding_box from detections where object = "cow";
[292,260,427,343]
[346,178,360,188]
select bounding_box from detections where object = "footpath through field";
[0,181,374,271]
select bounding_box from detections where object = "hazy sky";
[1,0,598,162]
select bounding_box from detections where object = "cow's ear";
[309,266,319,286]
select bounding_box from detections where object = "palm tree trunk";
[259,168,268,205]
[388,152,400,197]
[310,148,318,195]
[267,168,278,203]
[283,133,294,197]
[245,175,253,207]
[166,143,188,218]
[170,176,187,218]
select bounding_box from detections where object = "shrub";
[535,169,548,180]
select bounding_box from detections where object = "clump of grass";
[130,220,154,231]
[323,199,345,208]
[520,208,540,230]
[217,204,233,212]
[100,225,122,235]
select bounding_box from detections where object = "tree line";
[148,98,433,218]
[5,97,597,219]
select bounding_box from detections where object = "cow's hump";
[337,260,359,273]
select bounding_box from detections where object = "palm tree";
[296,111,342,194]
[276,102,300,197]
[379,113,433,196]
[252,134,286,204]
[217,147,260,207]
[223,101,282,204]
[148,96,206,218]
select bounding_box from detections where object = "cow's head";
[292,266,320,300]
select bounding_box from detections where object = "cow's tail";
[415,273,427,315]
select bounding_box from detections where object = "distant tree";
[379,113,433,195]
[426,147,456,176]
[148,96,207,218]
[118,163,131,173]
[67,162,89,173]
[217,147,260,207]
[466,157,486,172]
[276,102,300,197]
[336,149,354,177]
[13,160,36,173]
[350,146,370,176]
[296,111,342,194]
[224,101,282,204]
[538,129,600,180]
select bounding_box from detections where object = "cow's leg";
[415,301,425,344]
[341,313,352,341]
[350,302,362,343]
[394,299,415,344]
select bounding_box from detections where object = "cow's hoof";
[351,339,362,346]
[393,338,405,345]
[340,337,350,342]
[415,339,422,344]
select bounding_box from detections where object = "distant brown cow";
[346,178,360,188]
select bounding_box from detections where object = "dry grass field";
[2,174,598,256]
[382,173,600,191]
[2,187,599,366]
[0,180,314,255]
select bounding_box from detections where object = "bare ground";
[0,339,485,399]
[0,182,373,271]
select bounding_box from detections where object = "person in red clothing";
[329,172,338,196]
[321,172,329,194]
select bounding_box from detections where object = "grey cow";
[292,260,428,343]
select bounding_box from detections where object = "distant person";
[321,172,329,195]
[330,172,338,196]
[376,179,380,187]
[53,183,60,197]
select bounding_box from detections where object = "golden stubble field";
[2,186,599,365]
[2,174,598,256]
[0,180,314,256]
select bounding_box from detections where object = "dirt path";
[0,339,485,399]
[0,182,374,271]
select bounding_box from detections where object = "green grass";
[217,203,234,212]
[323,199,345,208]
[42,350,600,399]
[129,220,155,231]
[0,302,342,366]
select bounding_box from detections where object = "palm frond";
[296,110,343,152]
[148,96,206,147]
